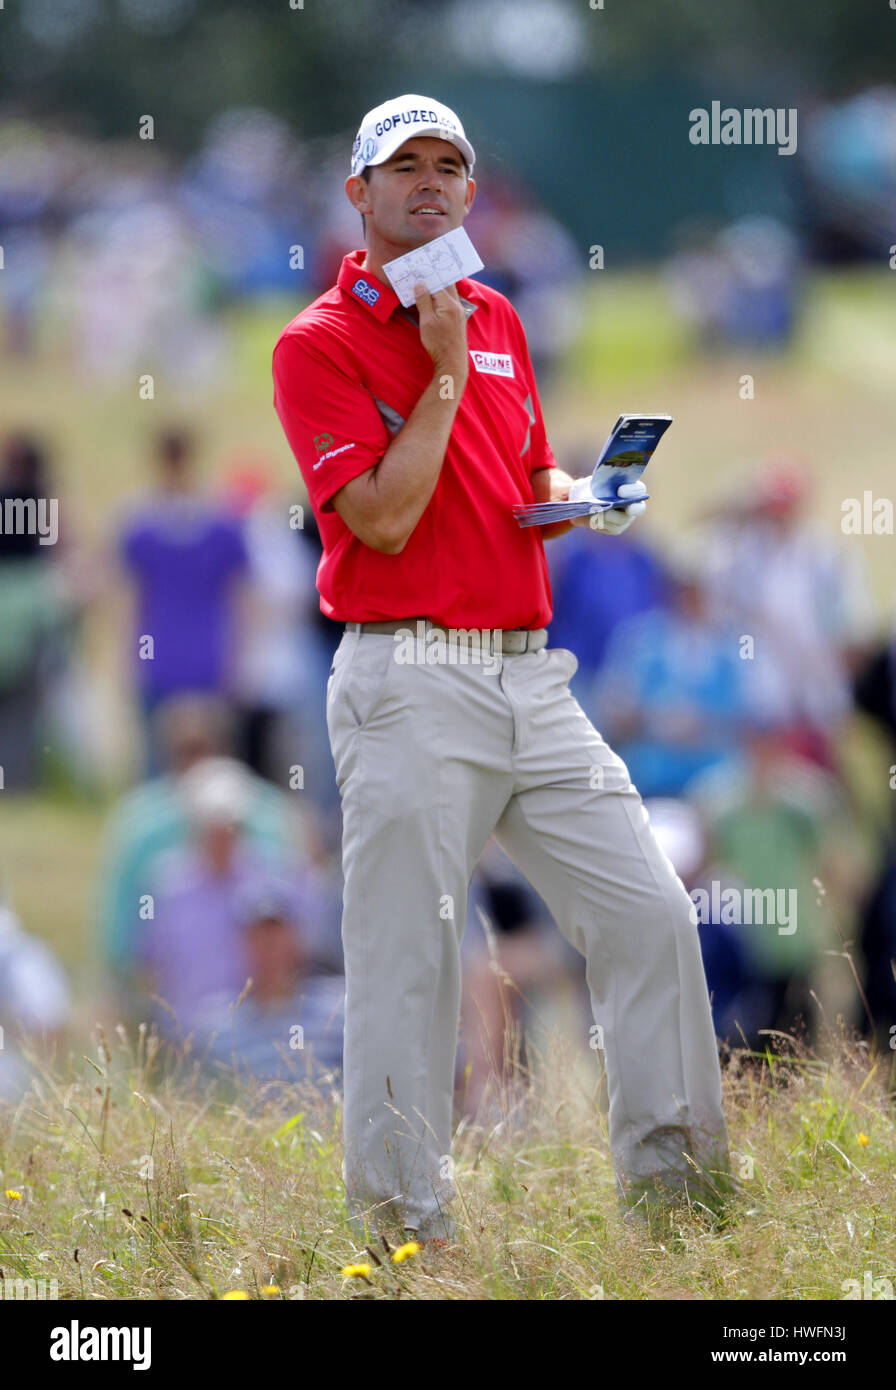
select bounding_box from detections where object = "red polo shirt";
[272,249,557,628]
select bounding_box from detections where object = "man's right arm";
[329,282,468,555]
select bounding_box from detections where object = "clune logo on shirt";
[351,277,381,308]
[470,350,514,378]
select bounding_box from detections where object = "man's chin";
[402,217,454,245]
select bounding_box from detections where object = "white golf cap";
[351,94,475,177]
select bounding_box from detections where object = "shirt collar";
[338,251,399,322]
[337,249,481,323]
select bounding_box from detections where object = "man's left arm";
[515,320,646,541]
[511,316,577,538]
[513,318,647,539]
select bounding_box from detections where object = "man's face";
[346,136,475,254]
[246,917,306,991]
[199,819,240,874]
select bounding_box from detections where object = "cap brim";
[353,128,475,176]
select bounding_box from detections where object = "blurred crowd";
[0,114,582,387]
[2,421,896,1117]
[5,83,889,389]
[4,81,893,389]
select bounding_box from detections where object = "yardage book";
[382,228,484,307]
[513,413,673,527]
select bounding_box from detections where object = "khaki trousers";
[326,628,729,1240]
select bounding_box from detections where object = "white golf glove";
[570,478,649,534]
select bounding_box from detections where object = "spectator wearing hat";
[95,698,315,1021]
[194,886,344,1089]
[696,455,876,767]
[134,756,328,1038]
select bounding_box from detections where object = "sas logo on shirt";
[470,350,514,378]
[351,277,381,307]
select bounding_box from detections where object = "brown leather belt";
[345,618,547,656]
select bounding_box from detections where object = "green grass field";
[0,270,894,1299]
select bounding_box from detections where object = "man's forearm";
[334,365,466,553]
[371,367,465,542]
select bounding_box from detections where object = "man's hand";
[572,479,649,535]
[415,282,468,389]
[528,467,575,539]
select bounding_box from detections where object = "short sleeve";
[273,329,391,512]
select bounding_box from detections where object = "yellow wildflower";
[857,1133,870,1147]
[340,1263,372,1278]
[4,1190,22,1201]
[220,1290,250,1300]
[392,1241,421,1264]
[261,1285,280,1296]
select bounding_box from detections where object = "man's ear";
[345,174,372,215]
[463,176,476,216]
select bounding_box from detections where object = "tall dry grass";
[0,1017,893,1301]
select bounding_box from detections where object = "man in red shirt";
[273,95,729,1246]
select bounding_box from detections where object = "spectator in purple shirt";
[136,757,324,1040]
[117,427,248,772]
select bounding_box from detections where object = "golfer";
[272,95,729,1244]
